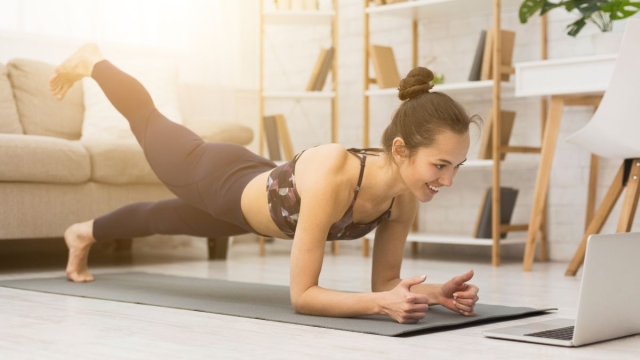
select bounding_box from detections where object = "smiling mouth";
[427,183,440,193]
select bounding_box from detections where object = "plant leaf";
[574,0,605,16]
[567,17,587,36]
[519,0,545,23]
[602,1,640,20]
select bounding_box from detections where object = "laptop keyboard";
[524,326,574,341]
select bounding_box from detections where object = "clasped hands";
[382,270,479,324]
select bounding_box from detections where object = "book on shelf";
[468,30,487,81]
[306,46,334,91]
[369,44,401,89]
[480,28,516,81]
[263,115,282,161]
[263,114,294,161]
[477,110,516,160]
[473,187,519,239]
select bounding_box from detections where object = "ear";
[392,137,408,161]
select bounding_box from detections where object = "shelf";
[406,232,527,246]
[366,0,523,20]
[263,10,335,26]
[366,80,515,100]
[263,91,336,99]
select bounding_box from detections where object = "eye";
[435,164,445,170]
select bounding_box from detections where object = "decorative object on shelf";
[263,114,294,161]
[474,187,519,239]
[469,30,487,81]
[478,110,516,160]
[306,46,335,91]
[480,28,516,81]
[369,44,401,89]
[518,0,640,37]
[432,73,445,84]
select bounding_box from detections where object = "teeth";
[428,184,440,192]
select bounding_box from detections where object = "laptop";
[482,232,640,347]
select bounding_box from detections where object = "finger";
[453,288,479,299]
[401,275,427,288]
[451,270,474,286]
[407,293,430,304]
[454,301,473,313]
[405,312,426,321]
[454,298,475,307]
[408,304,430,313]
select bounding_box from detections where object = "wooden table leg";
[362,238,369,257]
[585,154,600,230]
[523,96,565,271]
[565,164,625,275]
[616,159,640,232]
[259,236,265,257]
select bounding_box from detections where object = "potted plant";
[519,0,640,36]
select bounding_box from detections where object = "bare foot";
[49,43,105,100]
[64,220,96,282]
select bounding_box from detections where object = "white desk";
[513,55,617,270]
[515,54,617,97]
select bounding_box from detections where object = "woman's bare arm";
[370,192,480,316]
[288,146,430,323]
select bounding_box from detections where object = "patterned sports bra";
[266,148,395,240]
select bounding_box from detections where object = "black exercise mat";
[0,272,555,336]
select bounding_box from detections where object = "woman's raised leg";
[49,44,242,212]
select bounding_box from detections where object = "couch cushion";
[198,123,254,145]
[0,62,23,134]
[0,134,90,183]
[81,139,161,185]
[7,59,84,140]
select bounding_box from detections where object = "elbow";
[290,291,308,314]
[290,287,315,315]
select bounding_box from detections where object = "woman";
[50,44,480,324]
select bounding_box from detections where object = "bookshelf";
[362,0,548,266]
[258,0,339,256]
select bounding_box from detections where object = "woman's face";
[396,130,470,202]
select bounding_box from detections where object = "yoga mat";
[0,272,555,336]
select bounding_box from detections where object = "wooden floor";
[1,240,638,359]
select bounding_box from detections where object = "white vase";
[591,31,624,55]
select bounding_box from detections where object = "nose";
[438,170,455,187]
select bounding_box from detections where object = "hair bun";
[398,67,435,101]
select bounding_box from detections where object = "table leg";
[523,96,564,271]
[566,164,625,275]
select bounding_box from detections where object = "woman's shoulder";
[294,144,354,196]
[300,143,351,170]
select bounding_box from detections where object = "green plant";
[519,0,640,36]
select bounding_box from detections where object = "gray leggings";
[91,61,275,240]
